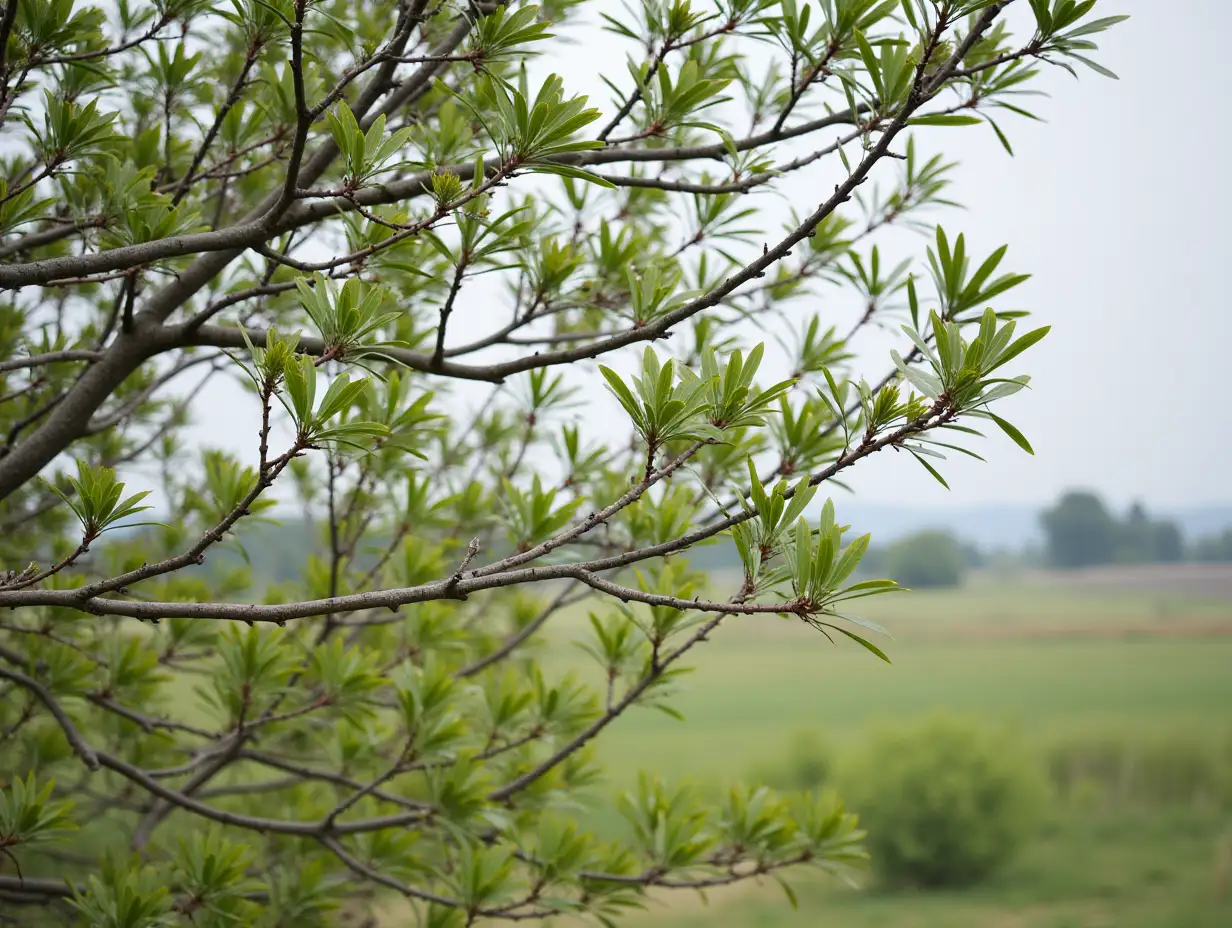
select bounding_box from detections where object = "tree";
[885,529,965,589]
[1043,494,1184,569]
[0,1,1123,924]
[1114,501,1181,564]
[1116,501,1153,563]
[960,539,984,569]
[1190,528,1232,563]
[1041,490,1118,569]
[1149,520,1183,564]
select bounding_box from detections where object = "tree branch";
[0,350,102,374]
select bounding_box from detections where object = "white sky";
[191,0,1231,509]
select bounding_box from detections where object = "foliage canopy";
[0,0,1122,924]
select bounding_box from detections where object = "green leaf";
[773,874,799,909]
[891,350,942,399]
[990,325,1050,372]
[830,610,891,637]
[828,625,892,663]
[528,163,616,188]
[908,114,982,127]
[909,449,950,489]
[853,31,883,100]
[793,517,811,592]
[1063,15,1131,39]
[988,413,1034,454]
[830,534,870,589]
[600,366,643,424]
[985,116,1014,155]
[1070,54,1119,80]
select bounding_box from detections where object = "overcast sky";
[828,0,1231,508]
[192,0,1230,510]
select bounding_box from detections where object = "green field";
[534,568,1232,927]
[543,571,1232,782]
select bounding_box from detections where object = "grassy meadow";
[544,572,1232,783]
[534,566,1232,927]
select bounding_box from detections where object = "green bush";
[885,530,966,589]
[846,715,1047,888]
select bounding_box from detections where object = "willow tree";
[0,1,1122,925]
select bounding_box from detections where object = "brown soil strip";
[908,621,1232,643]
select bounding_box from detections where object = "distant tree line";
[1041,491,1231,569]
[856,491,1232,588]
[1190,529,1232,563]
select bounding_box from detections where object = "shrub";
[885,530,966,589]
[846,715,1047,888]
